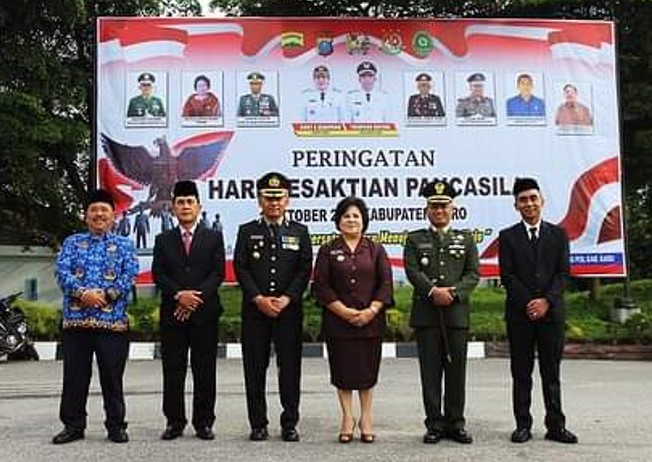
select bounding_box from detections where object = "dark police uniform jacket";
[234,218,312,321]
[404,228,479,328]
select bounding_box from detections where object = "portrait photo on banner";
[124,70,168,128]
[180,71,224,127]
[403,69,447,127]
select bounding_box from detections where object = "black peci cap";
[173,180,200,200]
[512,177,540,197]
[86,189,115,210]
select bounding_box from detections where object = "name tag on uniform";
[281,235,299,251]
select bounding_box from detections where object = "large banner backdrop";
[96,17,626,283]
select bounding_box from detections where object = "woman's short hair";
[333,196,369,233]
[194,74,211,90]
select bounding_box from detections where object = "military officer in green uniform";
[126,72,166,118]
[237,72,279,117]
[403,180,480,445]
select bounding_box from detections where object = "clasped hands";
[254,295,291,318]
[341,306,376,327]
[526,297,549,321]
[174,290,204,322]
[430,287,456,307]
[79,288,108,308]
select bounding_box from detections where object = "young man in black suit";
[498,177,578,445]
[152,180,225,441]
[234,172,312,442]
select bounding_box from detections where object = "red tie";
[182,230,192,255]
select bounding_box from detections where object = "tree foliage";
[0,0,200,247]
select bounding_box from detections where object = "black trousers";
[160,321,218,429]
[59,329,129,431]
[507,321,566,430]
[415,327,468,431]
[241,317,302,430]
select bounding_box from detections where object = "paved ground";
[1,358,651,462]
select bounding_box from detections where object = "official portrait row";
[51,172,578,448]
[121,64,595,133]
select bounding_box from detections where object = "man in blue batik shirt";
[506,74,546,118]
[52,189,139,445]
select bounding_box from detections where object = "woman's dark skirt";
[326,337,382,390]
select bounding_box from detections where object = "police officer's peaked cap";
[173,180,200,200]
[421,180,457,204]
[357,61,377,76]
[138,72,155,84]
[415,73,432,82]
[86,189,115,210]
[467,72,486,83]
[313,65,330,77]
[257,172,290,198]
[512,177,540,197]
[247,71,265,82]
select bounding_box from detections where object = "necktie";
[320,92,325,102]
[366,93,371,102]
[182,230,192,255]
[529,227,538,248]
[270,223,280,245]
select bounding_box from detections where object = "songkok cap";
[313,65,330,77]
[138,72,155,84]
[512,177,540,197]
[357,61,377,76]
[421,180,456,204]
[247,71,265,82]
[173,180,200,200]
[257,172,290,198]
[467,72,486,83]
[415,73,432,82]
[86,189,115,210]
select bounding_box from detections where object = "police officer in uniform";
[455,72,496,119]
[346,61,391,122]
[237,72,279,117]
[301,65,345,122]
[407,73,445,117]
[234,172,312,442]
[126,72,166,118]
[403,180,479,445]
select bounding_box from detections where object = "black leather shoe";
[249,427,268,441]
[423,428,443,444]
[52,427,84,444]
[195,427,215,440]
[107,428,129,443]
[545,428,578,444]
[281,427,300,442]
[161,425,184,440]
[445,428,473,444]
[511,427,532,443]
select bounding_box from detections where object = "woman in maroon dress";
[182,75,221,118]
[313,197,393,443]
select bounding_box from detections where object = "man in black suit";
[152,180,225,441]
[234,172,312,442]
[498,177,578,444]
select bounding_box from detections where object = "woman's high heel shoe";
[338,419,356,444]
[359,420,375,443]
